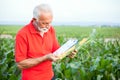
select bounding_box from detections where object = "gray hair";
[33,4,52,19]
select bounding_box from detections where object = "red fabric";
[15,20,60,80]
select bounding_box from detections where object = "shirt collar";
[29,20,40,34]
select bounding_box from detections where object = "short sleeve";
[15,33,28,62]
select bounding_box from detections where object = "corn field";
[0,28,120,80]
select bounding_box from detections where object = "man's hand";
[45,53,60,62]
[68,49,78,58]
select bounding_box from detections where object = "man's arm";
[17,54,59,70]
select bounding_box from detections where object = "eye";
[46,23,49,25]
[42,22,45,24]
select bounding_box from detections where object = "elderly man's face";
[35,12,53,33]
[37,13,53,28]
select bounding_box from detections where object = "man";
[15,4,76,80]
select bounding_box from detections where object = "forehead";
[39,12,53,21]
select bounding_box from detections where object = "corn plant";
[0,29,120,80]
[0,38,21,80]
[53,30,120,80]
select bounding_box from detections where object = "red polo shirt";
[15,20,60,80]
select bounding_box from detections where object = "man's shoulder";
[16,24,31,37]
[18,24,30,34]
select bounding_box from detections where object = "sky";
[0,0,120,25]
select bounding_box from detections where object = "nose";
[45,24,50,29]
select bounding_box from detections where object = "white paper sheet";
[53,39,78,56]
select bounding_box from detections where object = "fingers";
[69,52,76,58]
[46,54,60,62]
[51,55,59,62]
[69,49,78,58]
